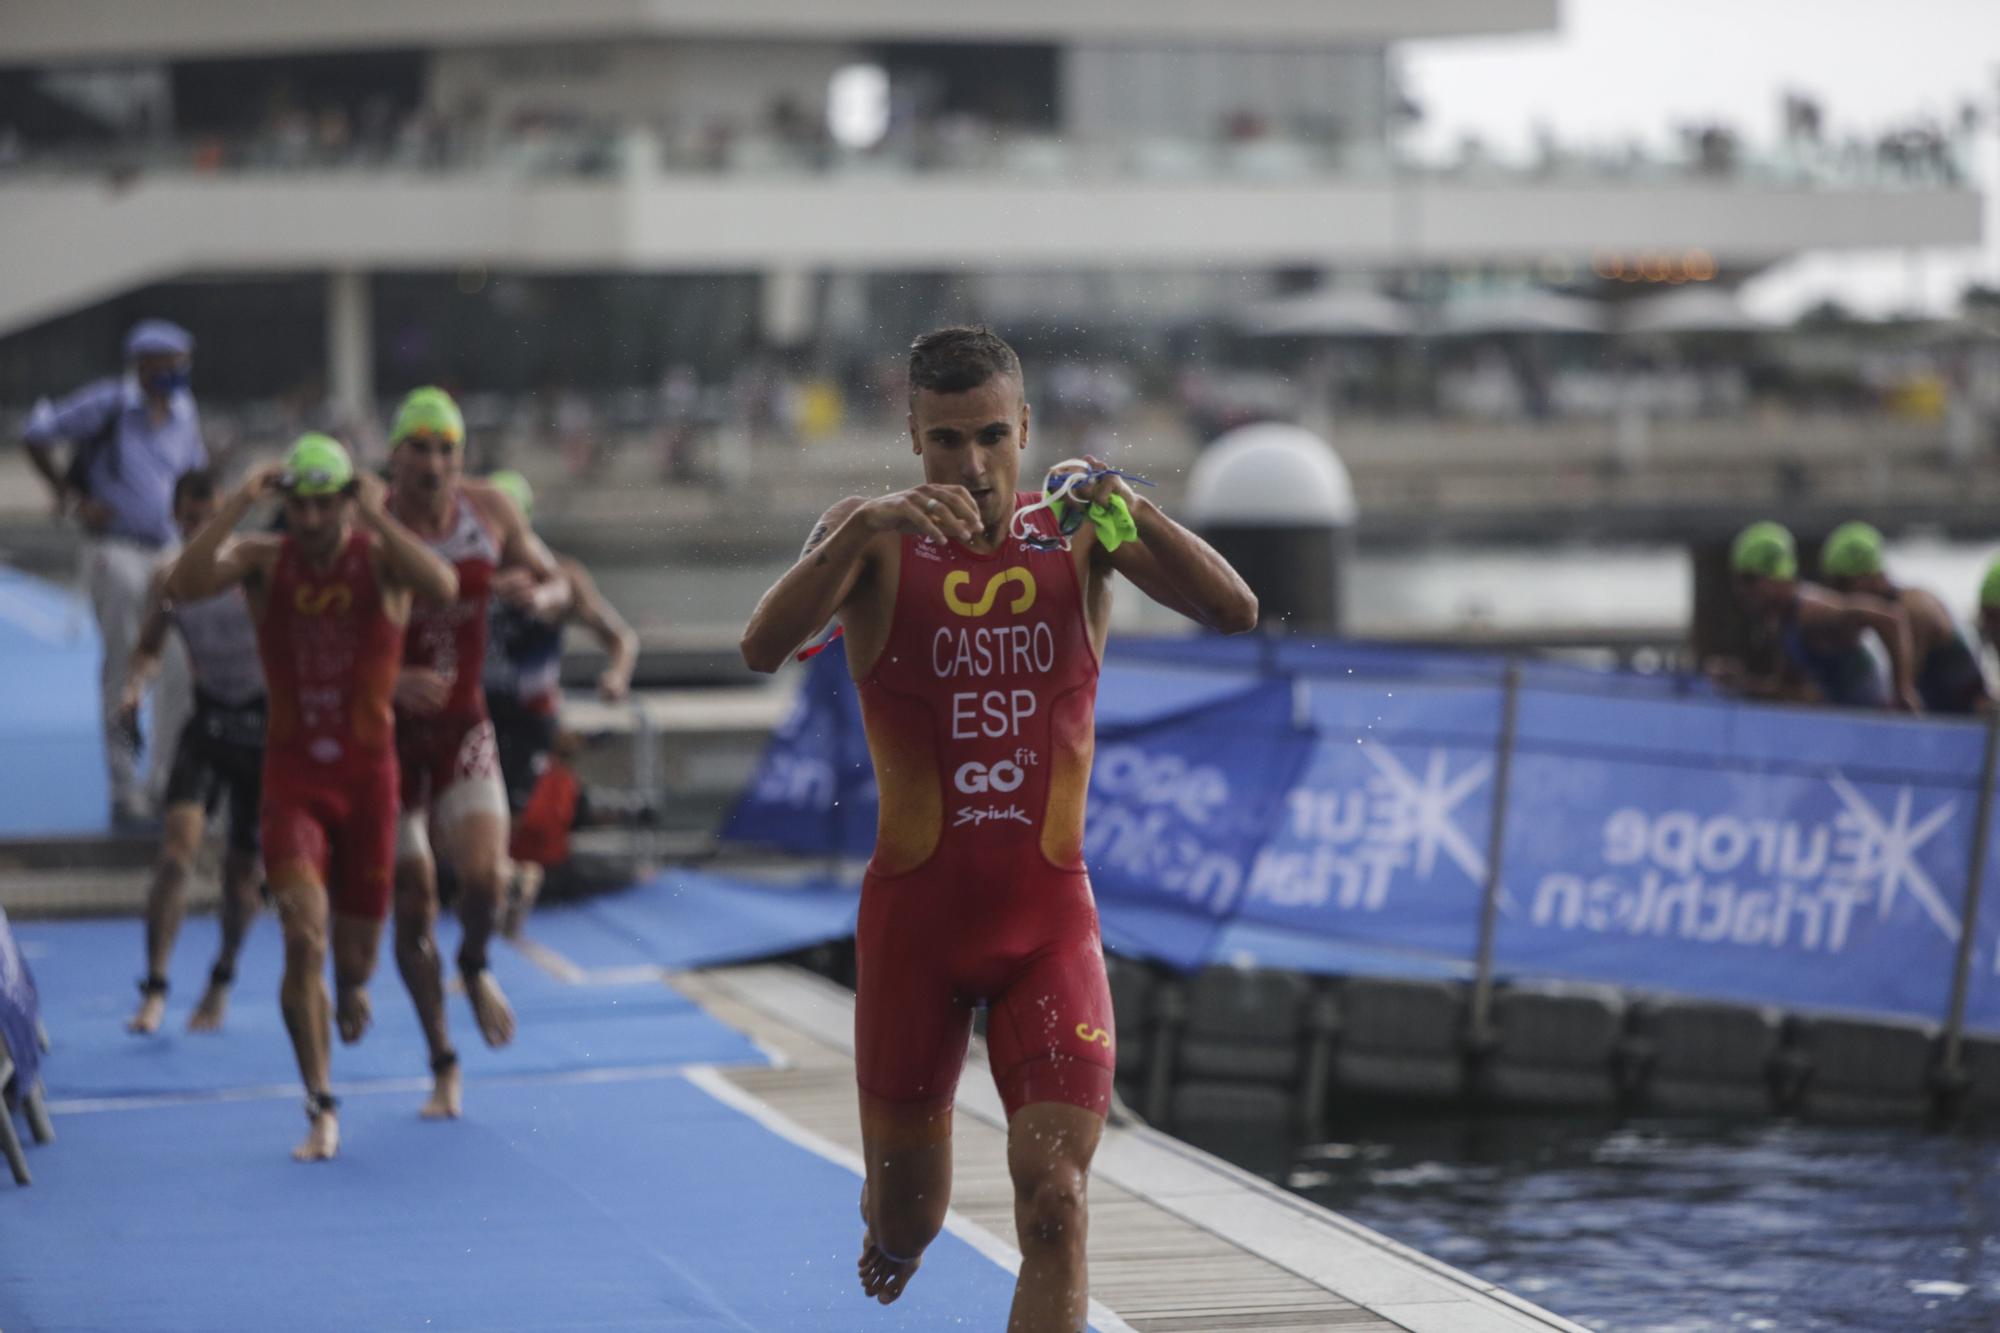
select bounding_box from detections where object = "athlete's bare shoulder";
[1901,584,1954,627]
[458,477,512,527]
[221,532,283,582]
[802,495,873,561]
[226,532,283,559]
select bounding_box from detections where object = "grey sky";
[1401,0,2000,317]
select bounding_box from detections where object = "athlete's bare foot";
[419,1059,463,1120]
[857,1229,922,1304]
[187,983,230,1032]
[126,992,167,1035]
[856,1179,922,1304]
[464,969,516,1048]
[335,985,372,1044]
[292,1111,339,1163]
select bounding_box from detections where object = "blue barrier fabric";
[1085,682,1314,969]
[0,906,42,1094]
[721,641,878,859]
[0,569,108,836]
[724,634,2000,1030]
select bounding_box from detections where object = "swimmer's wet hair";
[908,325,1021,402]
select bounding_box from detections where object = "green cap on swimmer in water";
[389,386,465,445]
[1730,521,1797,580]
[488,469,533,518]
[1981,558,2000,611]
[282,432,354,496]
[1820,521,1885,580]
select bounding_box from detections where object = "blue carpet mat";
[528,870,860,974]
[17,916,765,1101]
[5,913,1108,1331]
[0,1075,1036,1332]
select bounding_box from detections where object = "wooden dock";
[677,964,1594,1333]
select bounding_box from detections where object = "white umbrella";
[1236,286,1414,338]
[1438,290,1609,336]
[1622,286,1769,335]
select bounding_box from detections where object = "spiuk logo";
[293,583,353,616]
[953,804,1031,828]
[1074,1023,1111,1049]
[943,567,1035,617]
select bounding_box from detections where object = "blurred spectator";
[19,319,207,825]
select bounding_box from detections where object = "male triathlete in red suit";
[740,327,1258,1331]
[168,433,459,1163]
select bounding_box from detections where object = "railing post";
[1467,657,1523,1052]
[1939,706,2000,1085]
[629,696,664,863]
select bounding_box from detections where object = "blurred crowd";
[0,85,1975,190]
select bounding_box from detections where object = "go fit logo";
[954,757,1028,794]
[943,567,1035,617]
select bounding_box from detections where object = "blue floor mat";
[0,1074,1039,1332]
[17,916,766,1101]
[532,870,860,973]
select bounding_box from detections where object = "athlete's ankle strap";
[431,1049,459,1075]
[305,1089,340,1120]
[209,961,235,989]
[875,1242,920,1266]
[138,974,169,998]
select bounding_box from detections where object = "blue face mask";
[141,366,191,397]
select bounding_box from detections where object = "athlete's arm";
[355,473,459,605]
[1801,587,1921,712]
[738,486,980,673]
[559,555,640,701]
[166,467,281,602]
[119,568,174,726]
[1073,457,1258,634]
[475,481,571,619]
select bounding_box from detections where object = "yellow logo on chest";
[943,567,1036,617]
[293,583,353,616]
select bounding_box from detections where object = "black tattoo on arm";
[801,520,831,562]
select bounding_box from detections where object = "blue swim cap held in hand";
[1014,460,1154,552]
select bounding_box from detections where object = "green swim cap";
[390,386,465,445]
[488,469,533,518]
[282,432,354,496]
[1730,521,1797,580]
[1820,521,1885,580]
[1981,558,2000,611]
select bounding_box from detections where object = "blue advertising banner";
[1493,690,1986,1026]
[1082,682,1313,968]
[1961,794,2000,1034]
[719,641,877,859]
[722,635,2000,1030]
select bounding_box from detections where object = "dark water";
[1196,1114,2000,1333]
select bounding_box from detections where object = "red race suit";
[256,529,404,919]
[853,494,1115,1119]
[395,489,504,823]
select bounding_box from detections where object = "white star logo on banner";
[1826,774,1960,942]
[1359,743,1494,884]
